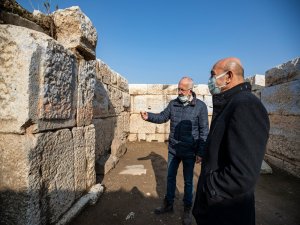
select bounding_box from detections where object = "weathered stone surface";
[130,114,156,134]
[97,60,112,85]
[122,92,131,110]
[245,74,265,90]
[117,73,129,92]
[108,85,123,114]
[111,113,128,158]
[265,57,300,87]
[77,60,96,126]
[131,95,166,113]
[0,25,77,134]
[93,80,110,118]
[194,84,210,96]
[267,133,300,163]
[72,125,96,199]
[129,84,148,95]
[37,129,75,224]
[261,80,300,116]
[0,11,46,34]
[0,129,78,224]
[203,95,213,114]
[93,118,116,159]
[111,71,118,86]
[0,133,40,225]
[147,84,164,95]
[264,154,284,170]
[53,6,98,60]
[283,160,300,178]
[163,84,178,95]
[269,115,300,139]
[128,133,138,142]
[260,160,273,174]
[95,154,118,175]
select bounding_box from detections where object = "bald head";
[210,57,245,92]
[213,57,244,78]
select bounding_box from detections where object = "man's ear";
[226,71,233,84]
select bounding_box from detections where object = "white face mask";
[178,95,189,103]
[208,71,228,95]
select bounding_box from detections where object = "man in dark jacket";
[192,57,270,225]
[141,77,209,225]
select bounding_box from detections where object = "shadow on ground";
[70,142,300,225]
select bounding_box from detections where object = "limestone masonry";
[0,2,299,225]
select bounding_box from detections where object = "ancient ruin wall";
[128,84,213,142]
[0,6,129,225]
[261,58,300,178]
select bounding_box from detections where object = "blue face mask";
[208,71,228,95]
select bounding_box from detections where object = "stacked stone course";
[128,84,212,142]
[0,6,129,225]
[261,58,300,177]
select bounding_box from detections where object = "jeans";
[165,152,196,207]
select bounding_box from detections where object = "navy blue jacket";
[193,82,270,225]
[147,92,209,157]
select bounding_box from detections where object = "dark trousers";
[165,152,196,207]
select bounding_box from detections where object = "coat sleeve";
[205,101,270,205]
[147,102,171,124]
[197,104,209,157]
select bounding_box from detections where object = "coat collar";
[212,82,252,119]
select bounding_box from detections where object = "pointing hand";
[140,111,148,120]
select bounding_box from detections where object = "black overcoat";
[193,82,270,225]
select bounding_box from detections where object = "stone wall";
[0,6,129,225]
[128,84,212,142]
[261,58,300,177]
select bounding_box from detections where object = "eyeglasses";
[177,88,191,92]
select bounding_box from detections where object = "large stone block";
[77,60,97,126]
[108,85,123,115]
[194,84,210,96]
[37,129,75,224]
[147,84,164,95]
[0,133,40,225]
[93,117,116,159]
[53,6,98,60]
[72,125,96,199]
[129,84,148,95]
[261,80,300,116]
[0,129,77,225]
[117,73,129,92]
[130,113,156,134]
[267,133,300,163]
[131,95,166,113]
[93,80,110,118]
[245,74,265,90]
[265,57,300,87]
[266,115,300,163]
[163,84,178,95]
[122,92,131,110]
[203,95,213,115]
[97,60,112,85]
[0,25,77,134]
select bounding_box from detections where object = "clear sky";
[17,0,300,84]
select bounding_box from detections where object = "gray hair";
[179,76,194,90]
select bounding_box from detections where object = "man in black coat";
[192,57,270,225]
[141,77,209,225]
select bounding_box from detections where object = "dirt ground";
[70,142,300,225]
